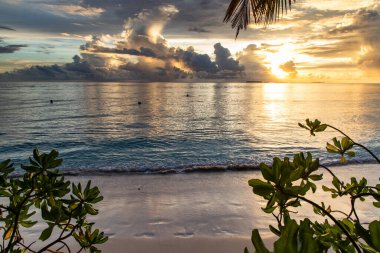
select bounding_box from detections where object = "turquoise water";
[0,82,379,174]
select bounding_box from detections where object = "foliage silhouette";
[0,149,107,253]
[224,0,297,37]
[245,119,380,253]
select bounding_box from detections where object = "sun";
[271,65,288,79]
[262,43,295,79]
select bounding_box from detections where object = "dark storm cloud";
[0,25,15,31]
[0,55,115,81]
[84,45,157,57]
[0,0,233,37]
[0,44,27,53]
[0,5,248,81]
[74,5,244,80]
[0,0,350,42]
[79,0,232,36]
[188,27,211,33]
[174,47,217,73]
[0,1,111,34]
[214,43,243,71]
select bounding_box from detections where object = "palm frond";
[224,0,296,38]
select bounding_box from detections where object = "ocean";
[0,82,379,174]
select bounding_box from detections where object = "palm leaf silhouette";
[224,0,296,38]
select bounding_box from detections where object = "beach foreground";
[24,164,380,252]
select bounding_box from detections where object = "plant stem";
[4,173,39,252]
[326,124,380,163]
[295,195,362,253]
[319,165,340,181]
[353,192,380,199]
[36,225,78,253]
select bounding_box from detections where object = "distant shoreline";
[0,80,379,84]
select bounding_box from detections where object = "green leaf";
[332,177,341,191]
[315,124,327,132]
[273,158,282,182]
[248,179,274,197]
[369,221,380,250]
[251,229,270,253]
[298,123,308,130]
[309,182,317,193]
[289,167,304,181]
[259,163,274,182]
[309,174,323,181]
[39,224,54,241]
[20,220,37,228]
[333,137,341,150]
[269,225,281,236]
[341,137,353,150]
[274,219,299,253]
[84,203,98,215]
[322,185,333,192]
[326,143,339,154]
[355,222,372,246]
[262,205,276,213]
[266,193,276,208]
[359,243,380,253]
[299,221,319,253]
[0,188,12,197]
[287,199,301,208]
[48,159,63,169]
[33,148,41,164]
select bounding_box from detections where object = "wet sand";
[22,164,380,252]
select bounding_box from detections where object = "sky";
[0,0,379,82]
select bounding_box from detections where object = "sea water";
[0,82,379,174]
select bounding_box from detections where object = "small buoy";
[50,100,53,104]
[186,94,189,97]
[138,101,142,105]
[138,187,141,191]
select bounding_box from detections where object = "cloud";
[0,55,115,81]
[44,4,104,17]
[325,5,380,74]
[237,44,273,81]
[174,46,217,73]
[0,5,250,81]
[299,40,359,58]
[214,43,243,72]
[0,44,27,53]
[188,27,211,33]
[0,0,236,39]
[280,61,298,78]
[0,25,15,31]
[75,5,244,80]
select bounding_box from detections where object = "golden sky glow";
[0,0,379,82]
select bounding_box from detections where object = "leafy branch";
[246,119,380,253]
[0,149,108,253]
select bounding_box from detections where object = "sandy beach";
[34,163,378,253]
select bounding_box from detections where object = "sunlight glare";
[262,44,295,79]
[147,24,164,44]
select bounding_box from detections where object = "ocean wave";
[8,159,377,177]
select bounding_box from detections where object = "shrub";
[246,119,380,253]
[0,148,107,253]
